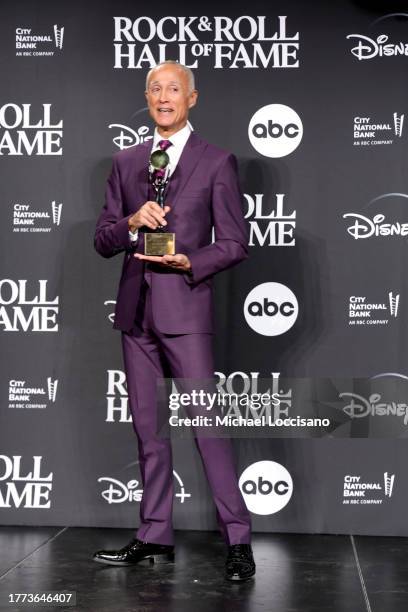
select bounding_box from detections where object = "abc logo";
[248,104,303,158]
[244,282,298,336]
[239,460,293,515]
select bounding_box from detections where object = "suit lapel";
[138,131,206,208]
[164,132,207,209]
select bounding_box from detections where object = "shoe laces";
[121,538,142,552]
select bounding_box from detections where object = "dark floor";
[0,528,406,612]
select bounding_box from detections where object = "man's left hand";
[134,253,192,272]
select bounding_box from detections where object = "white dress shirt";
[129,123,192,243]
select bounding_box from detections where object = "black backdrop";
[1,0,408,536]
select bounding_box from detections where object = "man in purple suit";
[93,61,255,581]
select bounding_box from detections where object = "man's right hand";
[128,202,171,232]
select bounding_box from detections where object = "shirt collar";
[152,122,192,150]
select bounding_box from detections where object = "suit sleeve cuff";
[111,214,134,251]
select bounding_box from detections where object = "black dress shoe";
[93,538,175,566]
[225,544,256,582]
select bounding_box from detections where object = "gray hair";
[145,61,196,94]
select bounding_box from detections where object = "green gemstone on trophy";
[150,150,170,170]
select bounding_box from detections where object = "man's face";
[145,65,198,136]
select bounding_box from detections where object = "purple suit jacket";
[94,131,248,334]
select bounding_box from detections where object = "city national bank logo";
[13,201,62,233]
[0,104,63,156]
[348,292,399,326]
[244,193,296,246]
[8,378,58,410]
[113,15,299,69]
[343,193,408,240]
[244,282,299,336]
[98,470,191,504]
[248,104,303,158]
[0,455,53,509]
[0,280,59,332]
[347,14,408,61]
[239,460,293,514]
[16,25,64,57]
[353,112,404,147]
[342,472,395,505]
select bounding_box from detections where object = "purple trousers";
[121,279,251,546]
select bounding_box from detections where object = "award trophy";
[144,148,176,256]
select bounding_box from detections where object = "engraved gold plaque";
[144,232,176,256]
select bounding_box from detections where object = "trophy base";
[144,232,175,256]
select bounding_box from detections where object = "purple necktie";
[152,139,172,181]
[158,139,172,151]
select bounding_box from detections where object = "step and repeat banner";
[1,0,408,536]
